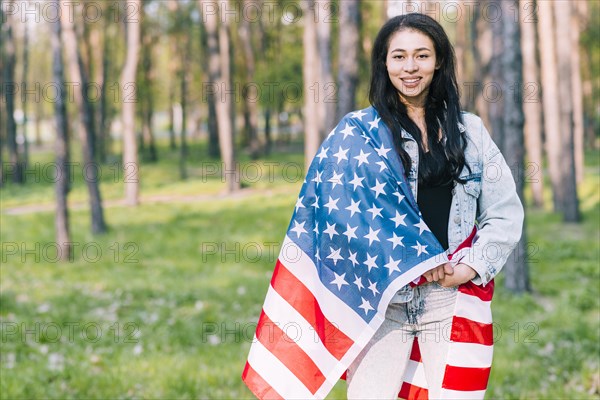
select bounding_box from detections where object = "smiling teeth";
[403,78,420,82]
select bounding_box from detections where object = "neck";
[399,93,428,118]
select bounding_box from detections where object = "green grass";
[1,143,599,399]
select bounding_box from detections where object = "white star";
[311,170,323,186]
[315,248,320,261]
[348,250,359,267]
[415,219,431,235]
[349,173,365,190]
[350,109,367,120]
[370,179,387,198]
[391,211,407,227]
[364,253,378,272]
[327,246,344,265]
[290,220,307,238]
[375,143,392,158]
[316,147,329,162]
[313,222,319,234]
[340,123,355,139]
[387,233,405,249]
[295,196,305,212]
[328,171,344,189]
[323,222,338,240]
[364,227,381,246]
[360,132,371,144]
[343,223,358,242]
[311,195,319,209]
[376,161,388,172]
[412,241,429,257]
[330,272,349,290]
[345,199,361,217]
[384,256,401,275]
[333,146,349,164]
[368,116,381,131]
[367,280,380,296]
[392,191,405,203]
[366,203,383,220]
[324,196,340,214]
[353,149,371,166]
[358,297,374,315]
[352,275,365,290]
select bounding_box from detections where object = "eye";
[418,55,429,58]
[393,55,404,59]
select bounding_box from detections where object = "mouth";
[401,77,422,83]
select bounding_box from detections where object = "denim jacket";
[391,111,525,303]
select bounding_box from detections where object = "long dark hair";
[369,13,469,185]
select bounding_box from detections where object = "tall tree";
[140,3,158,162]
[198,2,219,158]
[519,0,544,208]
[537,0,562,214]
[2,1,23,184]
[316,1,336,137]
[202,0,240,192]
[302,0,320,170]
[336,0,360,120]
[570,1,585,184]
[0,4,5,187]
[51,0,72,260]
[553,0,580,222]
[497,0,529,293]
[179,20,191,180]
[239,0,261,158]
[62,2,107,233]
[21,21,30,170]
[471,1,492,128]
[120,0,142,206]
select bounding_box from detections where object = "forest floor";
[1,142,598,399]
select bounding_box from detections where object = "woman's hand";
[422,262,454,282]
[437,263,478,287]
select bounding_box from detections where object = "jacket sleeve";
[460,118,525,286]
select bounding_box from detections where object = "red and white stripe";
[243,235,441,399]
[398,279,495,400]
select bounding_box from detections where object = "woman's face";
[385,29,439,107]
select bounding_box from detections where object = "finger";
[424,272,433,282]
[438,266,445,280]
[432,269,440,281]
[444,263,454,275]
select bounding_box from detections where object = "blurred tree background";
[1,0,599,398]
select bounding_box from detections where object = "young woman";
[345,13,524,399]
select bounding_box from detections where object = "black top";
[417,150,453,251]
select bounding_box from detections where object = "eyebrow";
[390,47,431,53]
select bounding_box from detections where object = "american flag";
[242,106,488,399]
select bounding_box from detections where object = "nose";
[403,57,418,72]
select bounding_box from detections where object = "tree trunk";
[202,0,240,192]
[336,0,360,121]
[472,1,492,128]
[239,0,261,158]
[141,8,157,163]
[51,0,72,261]
[553,0,580,222]
[168,26,178,151]
[570,1,585,184]
[519,0,544,208]
[97,13,111,163]
[0,5,5,187]
[2,3,23,184]
[302,0,320,171]
[537,0,563,214]
[179,30,189,180]
[577,1,597,150]
[498,0,529,293]
[120,0,142,207]
[487,0,504,146]
[198,7,219,158]
[62,4,107,233]
[317,3,336,137]
[21,21,30,171]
